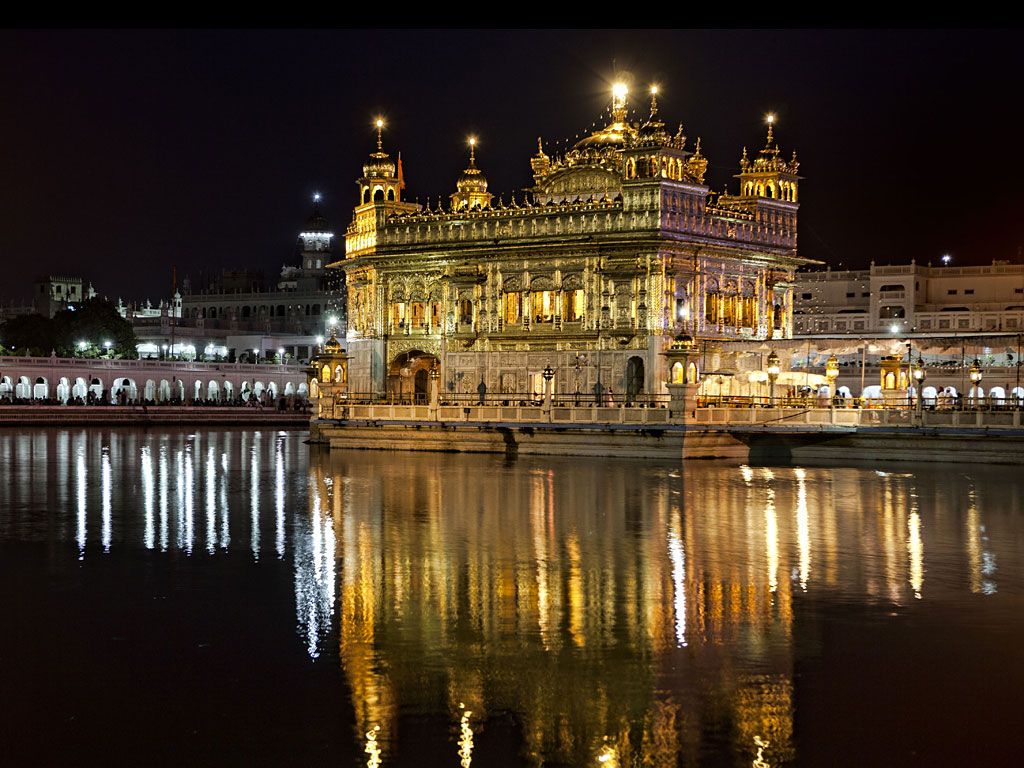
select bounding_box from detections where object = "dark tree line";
[0,298,138,358]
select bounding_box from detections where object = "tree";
[52,298,138,358]
[0,314,55,356]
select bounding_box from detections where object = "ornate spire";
[649,85,659,116]
[375,117,384,151]
[451,138,492,211]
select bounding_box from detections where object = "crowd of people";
[0,390,310,412]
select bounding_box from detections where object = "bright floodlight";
[77,340,87,350]
[313,191,321,202]
[468,136,476,147]
[103,340,112,348]
[890,324,900,334]
[328,315,338,327]
[375,117,384,129]
[612,82,628,101]
[766,113,776,124]
[942,254,952,265]
[315,335,324,345]
[650,84,659,96]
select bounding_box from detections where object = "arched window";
[373,188,384,202]
[387,188,395,201]
[362,188,369,204]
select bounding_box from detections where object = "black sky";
[2,29,1021,303]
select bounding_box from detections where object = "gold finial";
[611,81,628,119]
[765,113,775,146]
[374,117,384,151]
[468,136,477,166]
[537,136,545,155]
[649,84,659,114]
[694,136,702,156]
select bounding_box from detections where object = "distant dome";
[304,208,331,234]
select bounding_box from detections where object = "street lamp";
[766,350,781,404]
[253,348,260,363]
[542,363,555,408]
[825,354,839,403]
[969,358,983,408]
[277,347,285,364]
[912,357,927,416]
[103,340,112,357]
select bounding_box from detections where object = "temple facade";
[333,86,811,401]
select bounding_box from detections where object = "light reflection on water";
[1,428,1023,766]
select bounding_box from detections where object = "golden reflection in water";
[966,485,998,595]
[794,468,810,591]
[365,725,381,768]
[458,703,473,767]
[320,452,798,767]
[909,509,924,599]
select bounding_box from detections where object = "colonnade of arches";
[0,373,307,404]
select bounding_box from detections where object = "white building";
[794,260,1024,336]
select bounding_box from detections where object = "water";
[2,428,1022,766]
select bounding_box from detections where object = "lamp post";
[912,357,926,420]
[969,358,983,409]
[766,350,780,406]
[825,353,839,406]
[542,362,555,411]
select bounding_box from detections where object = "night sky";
[2,29,1021,304]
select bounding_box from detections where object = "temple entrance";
[387,351,439,403]
[626,356,644,403]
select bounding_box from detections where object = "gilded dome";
[363,151,396,179]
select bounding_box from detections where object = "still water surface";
[1,428,1023,766]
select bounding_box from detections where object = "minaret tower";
[345,118,418,259]
[299,192,333,271]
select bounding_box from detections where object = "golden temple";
[332,81,811,401]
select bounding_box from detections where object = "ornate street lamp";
[969,358,983,385]
[912,357,926,415]
[969,358,983,409]
[766,350,780,404]
[542,363,555,408]
[825,354,839,403]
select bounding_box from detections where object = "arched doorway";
[626,356,644,403]
[387,351,439,403]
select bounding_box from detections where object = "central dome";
[572,117,634,151]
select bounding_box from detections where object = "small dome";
[363,151,395,179]
[456,164,488,194]
[304,206,331,234]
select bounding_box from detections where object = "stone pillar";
[428,365,440,420]
[666,383,697,420]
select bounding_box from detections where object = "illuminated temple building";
[333,84,811,399]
